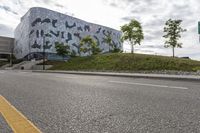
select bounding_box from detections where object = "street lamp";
[43,36,45,70]
[10,43,14,67]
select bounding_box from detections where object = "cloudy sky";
[0,0,200,60]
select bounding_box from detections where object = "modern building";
[14,7,122,60]
[0,36,14,60]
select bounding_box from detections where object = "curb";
[32,70,200,81]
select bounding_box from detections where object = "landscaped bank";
[0,61,8,67]
[47,53,200,72]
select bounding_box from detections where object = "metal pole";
[10,46,13,67]
[10,53,12,67]
[43,36,45,70]
[199,35,200,43]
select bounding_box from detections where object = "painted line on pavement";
[18,72,28,74]
[0,95,42,133]
[109,81,188,90]
[55,75,78,79]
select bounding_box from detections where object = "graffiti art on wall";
[77,26,83,31]
[14,7,122,59]
[65,21,76,29]
[50,31,60,37]
[65,33,72,43]
[74,33,82,40]
[32,40,41,49]
[96,28,101,34]
[31,18,58,28]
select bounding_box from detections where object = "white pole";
[199,35,200,43]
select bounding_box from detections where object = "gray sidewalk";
[32,70,200,81]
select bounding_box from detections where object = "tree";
[163,19,186,58]
[55,42,70,60]
[80,36,101,56]
[112,45,122,53]
[121,19,144,54]
[104,32,113,52]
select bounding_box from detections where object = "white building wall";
[14,7,122,59]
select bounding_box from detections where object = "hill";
[48,53,200,72]
[0,61,8,67]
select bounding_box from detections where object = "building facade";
[0,36,14,60]
[14,7,122,59]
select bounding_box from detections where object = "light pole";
[9,44,14,67]
[43,36,45,70]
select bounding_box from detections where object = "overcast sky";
[0,0,200,60]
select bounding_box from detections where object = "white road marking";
[109,81,188,90]
[17,71,28,74]
[55,75,77,79]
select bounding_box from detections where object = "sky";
[0,0,200,60]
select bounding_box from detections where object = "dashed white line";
[109,81,188,90]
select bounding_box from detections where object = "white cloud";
[0,0,200,60]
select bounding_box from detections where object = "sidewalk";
[32,70,200,81]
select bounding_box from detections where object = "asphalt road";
[1,70,200,133]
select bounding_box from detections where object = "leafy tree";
[104,33,113,52]
[55,42,70,60]
[80,36,101,56]
[112,45,122,53]
[121,19,144,54]
[163,19,186,58]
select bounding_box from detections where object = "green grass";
[0,60,8,67]
[48,53,200,72]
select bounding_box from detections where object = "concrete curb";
[32,70,200,81]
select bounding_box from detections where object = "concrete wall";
[0,36,14,54]
[14,7,122,59]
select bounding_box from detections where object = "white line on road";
[18,71,28,74]
[109,81,188,90]
[55,76,78,79]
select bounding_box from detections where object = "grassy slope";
[0,61,8,67]
[48,53,200,72]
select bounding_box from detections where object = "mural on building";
[14,7,122,59]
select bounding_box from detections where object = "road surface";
[0,70,200,133]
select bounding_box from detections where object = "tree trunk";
[78,48,81,56]
[131,44,134,54]
[172,47,175,58]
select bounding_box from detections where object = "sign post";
[198,22,200,42]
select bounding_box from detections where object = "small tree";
[163,19,186,58]
[80,36,101,56]
[104,33,113,52]
[121,19,144,54]
[55,42,70,60]
[112,45,122,53]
